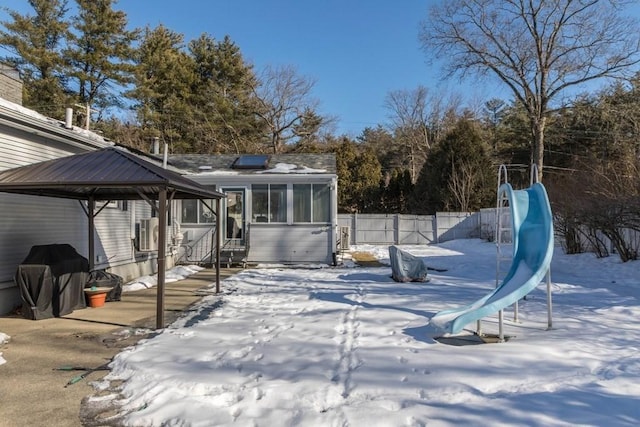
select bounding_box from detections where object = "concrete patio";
[0,268,240,427]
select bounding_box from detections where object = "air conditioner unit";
[339,226,350,251]
[139,217,159,251]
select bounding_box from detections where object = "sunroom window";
[293,183,330,223]
[181,199,215,224]
[251,184,287,223]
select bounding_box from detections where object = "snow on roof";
[194,170,241,176]
[168,154,336,175]
[0,97,50,121]
[257,162,327,174]
[0,97,107,145]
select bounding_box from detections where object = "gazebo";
[0,146,224,328]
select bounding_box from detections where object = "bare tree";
[385,86,461,182]
[549,159,640,261]
[384,86,430,183]
[448,160,480,212]
[420,0,640,180]
[252,65,321,153]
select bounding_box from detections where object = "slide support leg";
[546,268,553,329]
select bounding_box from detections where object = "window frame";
[251,183,288,224]
[293,183,331,224]
[180,199,216,224]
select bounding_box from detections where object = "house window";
[293,183,330,223]
[252,184,287,223]
[105,200,128,210]
[181,199,215,224]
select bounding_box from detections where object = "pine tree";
[334,138,382,213]
[0,0,69,117]
[64,0,138,126]
[188,34,264,153]
[381,169,414,213]
[127,25,194,152]
[412,119,495,214]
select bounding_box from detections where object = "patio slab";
[0,268,240,427]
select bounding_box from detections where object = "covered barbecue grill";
[15,244,89,320]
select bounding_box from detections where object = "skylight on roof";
[232,155,270,170]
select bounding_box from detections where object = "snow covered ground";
[8,239,640,426]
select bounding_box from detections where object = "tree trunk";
[532,116,546,182]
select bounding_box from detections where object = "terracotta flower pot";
[84,287,113,308]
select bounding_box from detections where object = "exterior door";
[223,188,245,245]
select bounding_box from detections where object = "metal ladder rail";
[477,165,512,338]
[496,165,512,340]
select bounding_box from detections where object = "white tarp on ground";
[388,245,429,282]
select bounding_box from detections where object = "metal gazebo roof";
[0,146,224,329]
[0,146,224,201]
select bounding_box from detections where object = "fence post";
[394,214,399,244]
[353,212,358,245]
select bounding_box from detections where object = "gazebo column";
[216,197,221,293]
[156,189,167,329]
[88,196,95,271]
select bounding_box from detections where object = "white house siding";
[91,200,167,284]
[0,122,98,315]
[0,125,89,170]
[248,224,333,264]
[0,110,157,314]
[94,205,135,267]
[0,193,88,281]
[181,170,338,265]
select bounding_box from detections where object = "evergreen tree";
[65,0,138,126]
[292,108,323,150]
[0,0,69,117]
[333,138,382,213]
[380,168,414,213]
[412,119,495,213]
[127,25,195,152]
[188,34,264,153]
[358,126,398,182]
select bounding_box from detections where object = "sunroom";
[168,153,338,266]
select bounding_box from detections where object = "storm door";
[223,188,245,245]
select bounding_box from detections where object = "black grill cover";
[15,244,89,320]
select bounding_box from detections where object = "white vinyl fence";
[339,209,639,260]
[337,212,481,246]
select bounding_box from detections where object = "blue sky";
[116,0,457,136]
[7,1,637,136]
[116,0,640,137]
[128,0,478,136]
[2,0,509,136]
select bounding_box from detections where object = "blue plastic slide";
[427,182,554,337]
